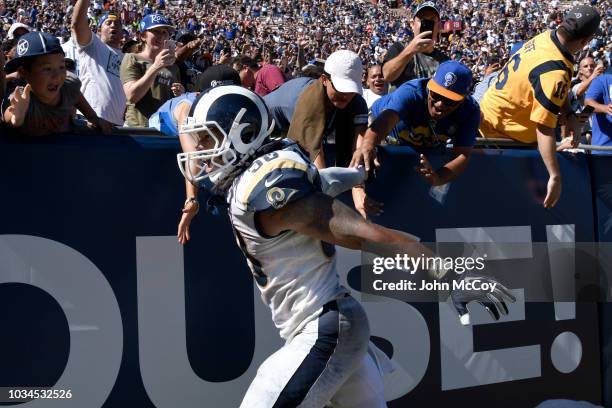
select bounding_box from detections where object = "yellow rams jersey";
[479,31,574,143]
[228,141,353,340]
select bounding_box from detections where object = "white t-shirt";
[362,88,382,110]
[62,38,80,76]
[76,34,126,125]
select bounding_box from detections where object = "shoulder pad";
[236,149,318,212]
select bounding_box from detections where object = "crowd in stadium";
[0,0,610,164]
[1,0,610,79]
[0,0,610,113]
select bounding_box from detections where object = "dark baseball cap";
[175,29,196,43]
[195,64,241,91]
[560,5,601,38]
[5,32,65,73]
[415,1,440,19]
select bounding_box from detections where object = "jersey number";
[495,53,522,91]
[249,152,279,173]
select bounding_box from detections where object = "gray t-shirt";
[120,53,180,127]
[3,73,81,137]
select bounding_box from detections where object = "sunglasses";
[429,90,461,107]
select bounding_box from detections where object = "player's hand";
[350,137,380,173]
[352,186,383,219]
[8,84,31,127]
[543,175,561,209]
[404,31,434,55]
[416,154,442,186]
[449,271,516,325]
[153,49,176,71]
[177,199,199,245]
[171,82,185,97]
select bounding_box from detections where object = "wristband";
[183,197,199,211]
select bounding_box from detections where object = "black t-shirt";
[382,42,450,90]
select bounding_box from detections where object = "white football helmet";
[177,85,275,189]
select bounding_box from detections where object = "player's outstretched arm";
[256,193,515,325]
[257,191,424,254]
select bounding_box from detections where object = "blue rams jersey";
[149,92,199,137]
[370,78,480,149]
[227,141,348,340]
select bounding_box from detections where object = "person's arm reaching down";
[536,124,562,209]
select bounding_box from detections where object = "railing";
[103,127,612,152]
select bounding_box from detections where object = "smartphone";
[164,40,176,53]
[420,19,435,39]
[579,105,594,115]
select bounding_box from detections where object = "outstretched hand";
[449,271,516,325]
[8,84,31,127]
[350,139,380,173]
[415,154,442,186]
[177,200,199,245]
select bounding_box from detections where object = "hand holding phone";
[165,39,176,54]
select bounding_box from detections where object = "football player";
[177,85,515,407]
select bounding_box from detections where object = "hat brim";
[4,56,29,74]
[143,23,175,33]
[329,75,363,95]
[427,79,464,102]
[5,50,66,74]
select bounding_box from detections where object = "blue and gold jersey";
[479,31,575,142]
[227,141,348,340]
[370,78,480,149]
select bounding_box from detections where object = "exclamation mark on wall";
[546,225,582,374]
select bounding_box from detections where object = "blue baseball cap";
[427,61,472,102]
[5,32,65,74]
[139,14,174,33]
[415,1,440,18]
[98,13,121,28]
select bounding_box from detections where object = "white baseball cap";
[7,23,31,40]
[324,50,363,95]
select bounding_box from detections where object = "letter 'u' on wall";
[136,236,283,408]
[0,235,123,408]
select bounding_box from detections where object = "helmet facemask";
[176,85,275,192]
[177,118,237,186]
